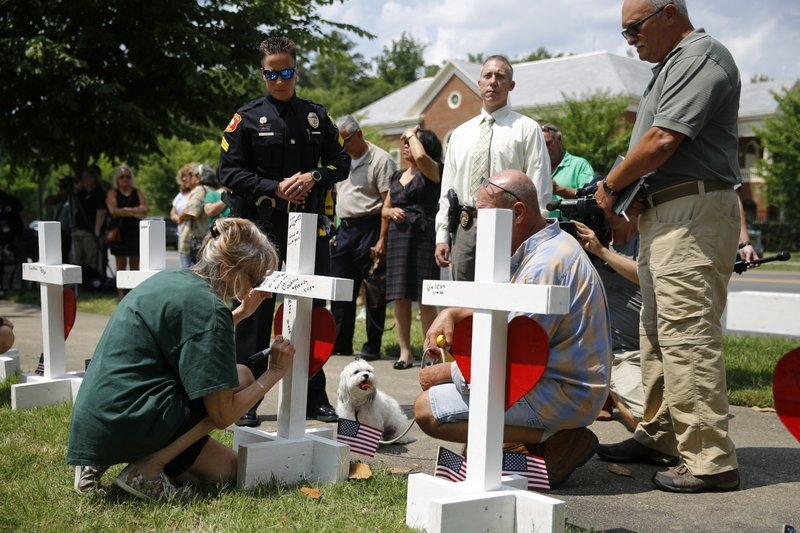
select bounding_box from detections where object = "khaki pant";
[634,188,739,475]
[610,350,644,420]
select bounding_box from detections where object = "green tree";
[297,31,377,118]
[0,0,370,216]
[528,90,632,176]
[135,136,220,216]
[375,32,427,90]
[755,84,800,221]
[516,47,565,63]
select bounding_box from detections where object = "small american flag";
[434,447,467,482]
[502,450,550,490]
[337,418,382,457]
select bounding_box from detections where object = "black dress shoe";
[357,352,383,362]
[596,437,679,466]
[307,404,338,422]
[235,408,261,427]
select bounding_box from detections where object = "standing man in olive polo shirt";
[595,0,741,493]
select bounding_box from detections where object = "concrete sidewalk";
[2,299,799,532]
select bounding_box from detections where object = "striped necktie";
[469,115,494,199]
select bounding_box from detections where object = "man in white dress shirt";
[434,55,552,281]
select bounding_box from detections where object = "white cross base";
[13,221,84,410]
[406,210,569,533]
[0,348,21,380]
[117,219,167,288]
[232,213,354,490]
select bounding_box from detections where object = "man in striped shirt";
[415,169,612,487]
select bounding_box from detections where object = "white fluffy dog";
[336,359,415,445]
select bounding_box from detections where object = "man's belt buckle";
[459,208,474,230]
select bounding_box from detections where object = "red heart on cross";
[273,304,336,379]
[63,288,76,340]
[774,347,800,443]
[450,315,549,411]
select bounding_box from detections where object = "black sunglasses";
[263,67,296,81]
[480,178,521,202]
[621,4,668,40]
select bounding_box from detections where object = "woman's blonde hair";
[175,162,199,193]
[112,164,135,188]
[192,218,279,299]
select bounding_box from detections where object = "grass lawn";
[1,286,797,531]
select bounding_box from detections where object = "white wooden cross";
[232,212,354,490]
[116,218,167,289]
[13,221,83,410]
[406,209,569,533]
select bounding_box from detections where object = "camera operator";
[573,215,643,431]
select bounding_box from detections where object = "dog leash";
[378,419,417,445]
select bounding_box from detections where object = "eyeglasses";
[243,271,263,290]
[263,67,296,81]
[342,131,358,144]
[480,178,521,202]
[621,4,668,40]
[118,174,131,180]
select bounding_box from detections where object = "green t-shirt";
[67,269,238,466]
[204,189,231,227]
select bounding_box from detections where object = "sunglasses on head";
[263,67,296,81]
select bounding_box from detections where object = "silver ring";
[298,185,303,191]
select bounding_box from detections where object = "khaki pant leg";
[635,189,739,474]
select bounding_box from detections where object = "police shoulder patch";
[225,113,242,133]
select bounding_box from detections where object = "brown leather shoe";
[653,464,740,493]
[525,427,598,488]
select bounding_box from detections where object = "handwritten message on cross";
[258,213,353,439]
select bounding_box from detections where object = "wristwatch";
[602,178,618,196]
[311,170,322,182]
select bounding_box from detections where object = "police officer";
[219,36,350,426]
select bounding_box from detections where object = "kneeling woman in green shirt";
[67,217,294,501]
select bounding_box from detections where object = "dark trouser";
[450,223,476,281]
[235,211,332,411]
[330,214,386,355]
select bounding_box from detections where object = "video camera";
[547,182,607,237]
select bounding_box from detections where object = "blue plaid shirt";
[452,219,612,434]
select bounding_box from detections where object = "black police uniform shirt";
[218,92,350,217]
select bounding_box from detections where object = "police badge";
[307,112,320,129]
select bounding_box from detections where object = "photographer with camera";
[573,214,643,432]
[542,124,595,217]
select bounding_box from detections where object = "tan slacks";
[634,187,739,475]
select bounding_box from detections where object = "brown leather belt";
[646,180,733,207]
